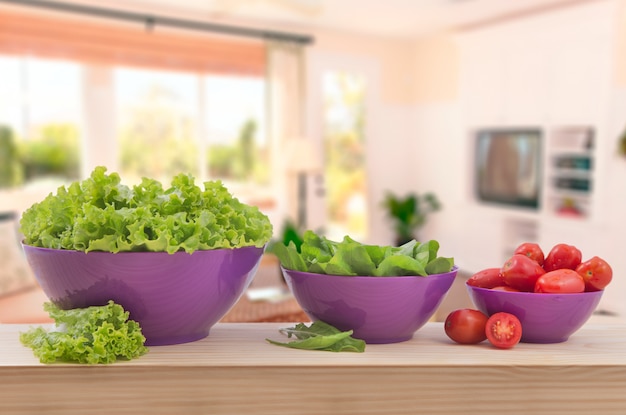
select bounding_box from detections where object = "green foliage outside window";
[0,123,80,188]
[208,144,238,178]
[119,133,199,181]
[324,72,368,238]
[325,131,366,223]
[18,124,80,182]
[0,126,21,188]
[117,84,268,185]
[118,85,199,180]
[207,119,270,185]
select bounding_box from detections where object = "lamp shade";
[284,138,322,173]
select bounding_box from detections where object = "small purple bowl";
[282,266,458,344]
[466,284,603,343]
[22,244,264,346]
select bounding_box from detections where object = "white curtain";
[266,41,307,227]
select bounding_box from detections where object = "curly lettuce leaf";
[20,301,148,364]
[20,166,273,253]
[266,321,366,352]
[268,230,454,277]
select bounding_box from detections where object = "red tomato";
[467,268,505,289]
[534,269,585,293]
[575,256,613,292]
[485,312,522,349]
[444,309,489,344]
[501,254,546,292]
[513,242,545,266]
[543,243,582,272]
[491,285,521,292]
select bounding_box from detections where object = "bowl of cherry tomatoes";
[465,242,612,344]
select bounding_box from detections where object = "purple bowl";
[466,284,603,343]
[22,244,264,346]
[281,266,458,344]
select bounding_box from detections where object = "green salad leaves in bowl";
[20,166,273,346]
[269,230,454,277]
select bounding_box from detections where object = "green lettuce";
[20,301,148,364]
[20,166,273,253]
[268,230,454,276]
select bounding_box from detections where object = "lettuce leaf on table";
[20,301,148,364]
[20,166,273,253]
[268,230,454,277]
[266,321,366,352]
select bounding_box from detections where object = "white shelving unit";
[543,126,595,220]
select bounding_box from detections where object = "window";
[114,68,267,192]
[0,7,307,226]
[0,6,268,198]
[115,67,200,183]
[204,75,268,187]
[0,58,268,192]
[323,71,368,241]
[0,56,81,188]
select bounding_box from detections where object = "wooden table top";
[1,320,626,414]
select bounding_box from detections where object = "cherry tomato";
[444,309,489,344]
[467,268,505,289]
[501,254,546,292]
[543,243,582,272]
[534,269,585,293]
[576,256,613,292]
[491,285,521,292]
[513,242,545,266]
[485,312,522,349]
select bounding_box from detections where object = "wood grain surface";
[1,321,625,415]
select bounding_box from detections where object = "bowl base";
[521,336,568,344]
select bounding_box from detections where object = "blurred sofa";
[0,211,52,323]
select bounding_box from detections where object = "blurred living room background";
[1,0,626,321]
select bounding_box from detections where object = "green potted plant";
[382,191,442,246]
[618,128,626,157]
[266,219,304,285]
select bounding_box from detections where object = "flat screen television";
[474,128,542,209]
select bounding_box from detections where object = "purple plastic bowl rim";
[21,243,265,255]
[281,265,459,280]
[465,281,604,298]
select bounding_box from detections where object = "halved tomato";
[485,312,522,349]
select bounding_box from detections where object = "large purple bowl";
[466,284,603,343]
[22,244,264,346]
[282,266,458,344]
